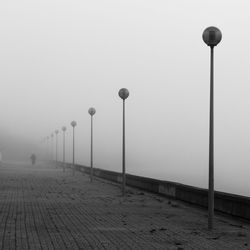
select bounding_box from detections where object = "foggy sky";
[1,0,250,196]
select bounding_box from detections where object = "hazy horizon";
[1,0,250,197]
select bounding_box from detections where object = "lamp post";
[202,26,222,230]
[55,130,59,164]
[118,88,129,196]
[88,107,96,182]
[46,136,50,161]
[71,121,77,175]
[51,133,54,162]
[62,126,67,172]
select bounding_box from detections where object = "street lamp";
[202,26,222,230]
[55,130,59,164]
[118,88,129,196]
[51,133,54,162]
[88,107,96,182]
[62,126,67,172]
[71,121,77,175]
[46,136,50,161]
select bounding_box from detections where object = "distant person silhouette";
[30,154,36,165]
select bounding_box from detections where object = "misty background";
[0,0,250,196]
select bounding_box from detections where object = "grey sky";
[1,0,250,196]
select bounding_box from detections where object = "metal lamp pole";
[51,133,54,162]
[202,26,222,230]
[46,136,50,161]
[118,88,129,196]
[55,130,59,164]
[62,126,67,172]
[71,121,77,176]
[88,107,96,182]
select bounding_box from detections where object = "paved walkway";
[0,162,249,249]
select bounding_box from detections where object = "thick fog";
[1,0,250,196]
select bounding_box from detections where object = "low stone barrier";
[64,163,250,220]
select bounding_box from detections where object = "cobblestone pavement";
[0,162,249,250]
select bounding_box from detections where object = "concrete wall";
[67,163,250,221]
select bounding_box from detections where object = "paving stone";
[0,162,249,250]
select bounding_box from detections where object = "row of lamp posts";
[44,26,221,230]
[47,88,129,190]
